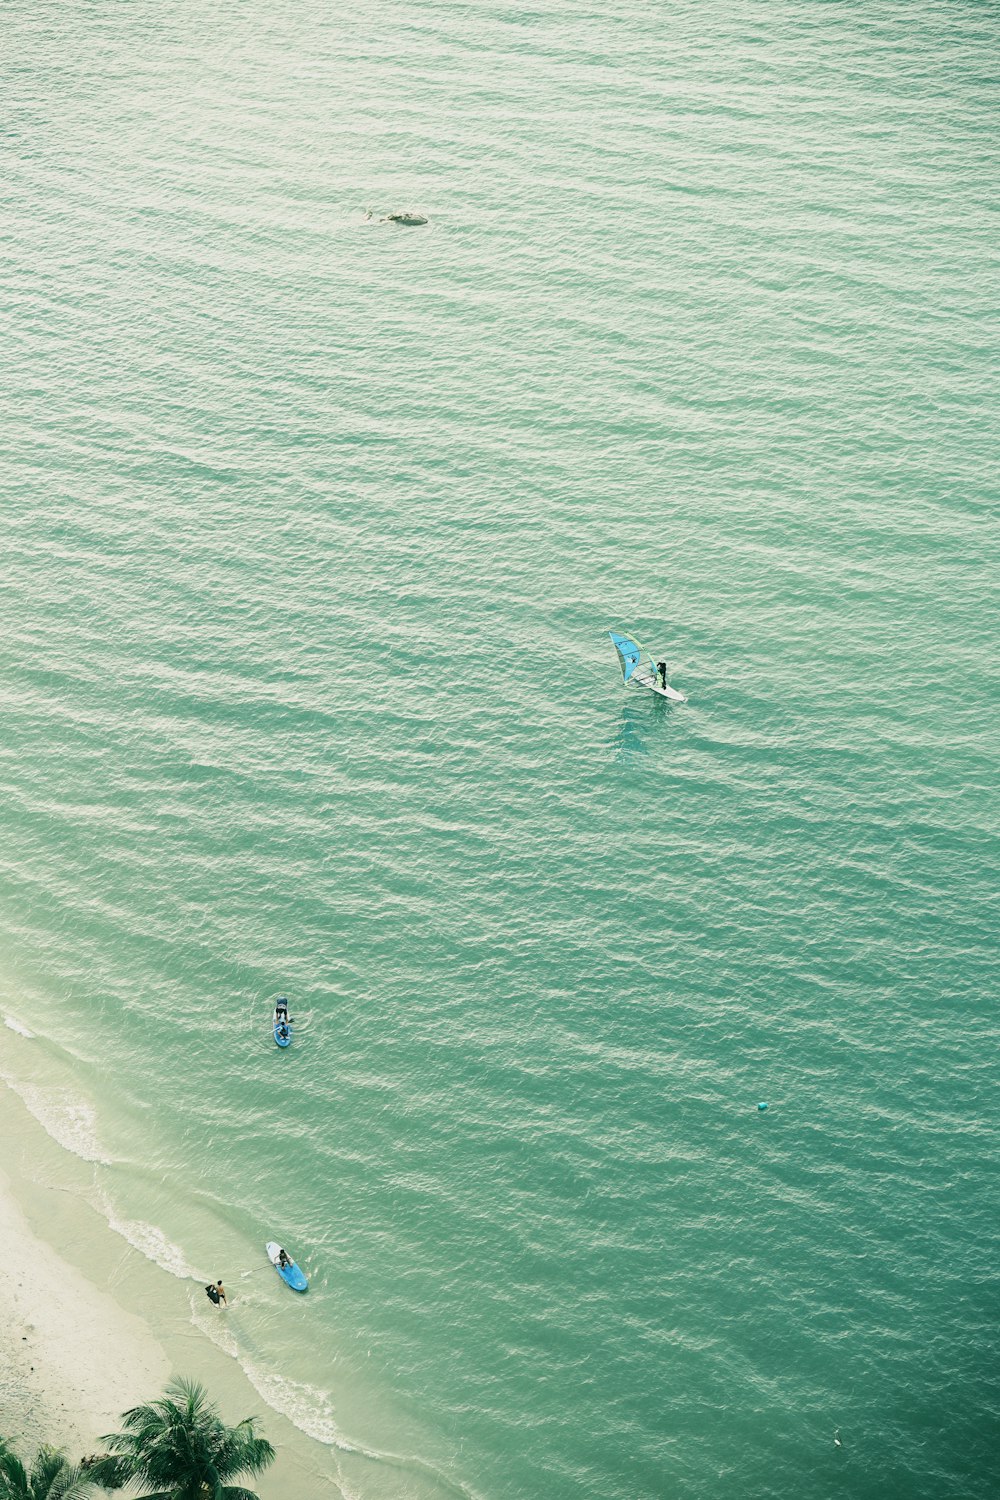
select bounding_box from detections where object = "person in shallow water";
[657,661,668,689]
[215,1279,228,1305]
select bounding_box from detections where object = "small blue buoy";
[757,1101,769,1112]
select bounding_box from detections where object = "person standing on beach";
[216,1279,228,1305]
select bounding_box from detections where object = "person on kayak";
[275,997,289,1021]
[277,1248,290,1269]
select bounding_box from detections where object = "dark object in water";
[386,212,428,225]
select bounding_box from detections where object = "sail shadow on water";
[612,701,659,763]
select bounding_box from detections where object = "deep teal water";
[1,2,998,1496]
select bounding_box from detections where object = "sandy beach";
[0,1160,169,1458]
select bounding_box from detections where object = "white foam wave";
[188,1306,480,1500]
[247,1365,360,1452]
[3,1015,35,1038]
[186,1301,364,1454]
[240,1365,483,1500]
[6,1081,111,1164]
[190,1295,241,1358]
[98,1191,205,1280]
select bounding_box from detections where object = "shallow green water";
[1,2,998,1496]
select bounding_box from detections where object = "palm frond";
[0,1449,30,1497]
[97,1377,274,1498]
[50,1480,96,1500]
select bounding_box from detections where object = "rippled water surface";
[1,2,998,1496]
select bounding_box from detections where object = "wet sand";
[0,1160,169,1456]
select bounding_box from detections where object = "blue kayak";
[266,1241,308,1291]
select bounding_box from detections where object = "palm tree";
[0,1441,94,1500]
[90,1378,275,1500]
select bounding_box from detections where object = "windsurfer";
[656,661,668,689]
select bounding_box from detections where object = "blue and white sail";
[609,630,654,684]
[608,629,686,703]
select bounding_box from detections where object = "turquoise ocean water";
[1,2,998,1495]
